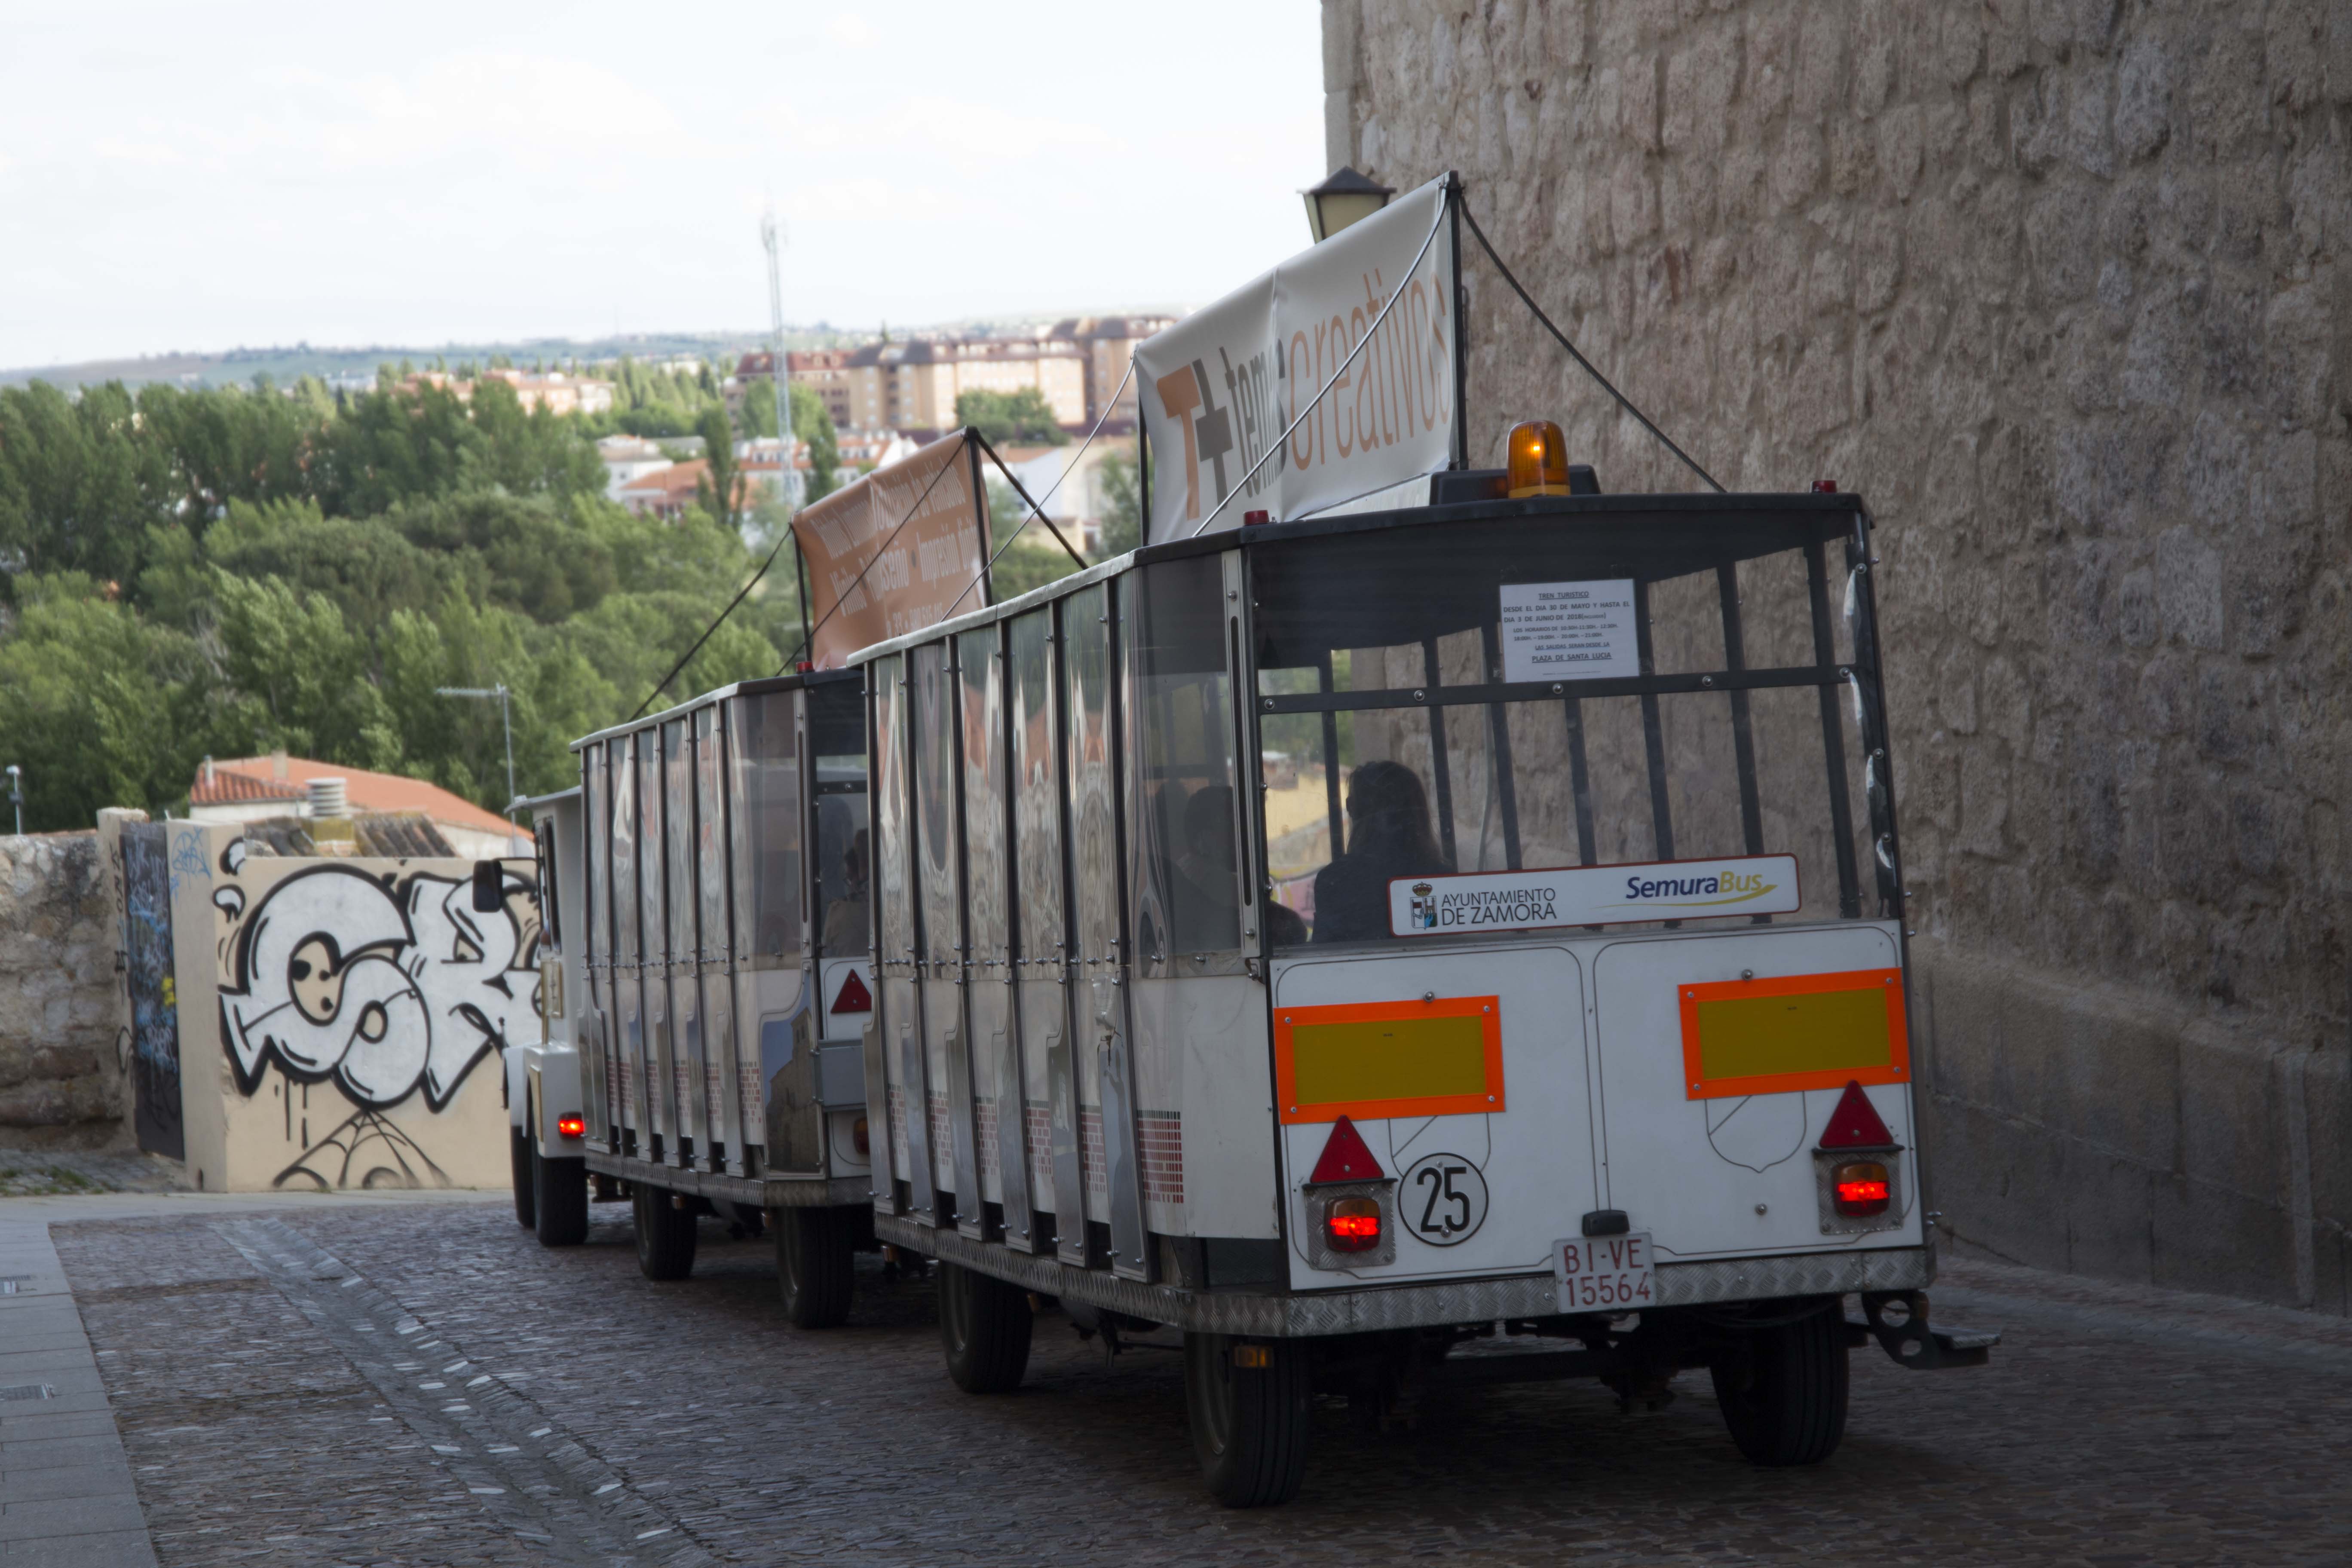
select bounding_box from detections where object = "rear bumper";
[876,1212,1931,1338]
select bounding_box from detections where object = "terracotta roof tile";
[192,756,516,837]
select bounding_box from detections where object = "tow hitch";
[1851,1290,1999,1369]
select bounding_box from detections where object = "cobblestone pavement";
[53,1202,2352,1568]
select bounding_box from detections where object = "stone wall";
[0,830,132,1147]
[1325,0,2349,1307]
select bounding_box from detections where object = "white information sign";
[1389,855,1801,937]
[1498,578,1638,683]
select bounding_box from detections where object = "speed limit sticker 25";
[1553,1232,1654,1311]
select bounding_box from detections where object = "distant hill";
[2,310,1188,393]
[1,330,824,392]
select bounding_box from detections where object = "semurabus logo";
[1623,868,1777,906]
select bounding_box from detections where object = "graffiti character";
[219,863,536,1112]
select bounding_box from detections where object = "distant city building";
[399,368,614,416]
[616,460,717,521]
[1046,316,1174,428]
[595,434,673,502]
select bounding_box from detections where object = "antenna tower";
[760,209,804,510]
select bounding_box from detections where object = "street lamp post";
[435,685,518,821]
[1302,165,1396,243]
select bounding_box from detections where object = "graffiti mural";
[156,823,540,1193]
[120,824,186,1159]
[216,855,539,1112]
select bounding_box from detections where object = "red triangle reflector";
[1818,1080,1894,1149]
[1306,1115,1384,1185]
[831,970,873,1014]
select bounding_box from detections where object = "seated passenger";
[1311,761,1452,944]
[821,830,870,954]
[1169,785,1307,950]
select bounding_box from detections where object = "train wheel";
[632,1183,697,1280]
[1183,1333,1310,1507]
[775,1207,857,1329]
[533,1153,588,1247]
[510,1128,536,1229]
[937,1261,1032,1393]
[1710,1301,1850,1465]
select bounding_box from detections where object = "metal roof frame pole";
[792,534,814,667]
[1448,172,1470,471]
[967,432,993,609]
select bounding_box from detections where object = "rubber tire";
[775,1207,858,1329]
[1183,1332,1311,1507]
[1710,1303,1850,1466]
[937,1261,1032,1393]
[632,1183,698,1280]
[533,1152,589,1246]
[510,1128,536,1229]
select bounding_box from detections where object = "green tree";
[0,382,174,594]
[1093,449,1142,558]
[0,575,217,830]
[210,574,401,767]
[956,387,1068,446]
[694,406,741,529]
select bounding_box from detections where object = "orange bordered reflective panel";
[1272,996,1505,1125]
[1676,968,1909,1101]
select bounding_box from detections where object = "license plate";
[1553,1232,1654,1312]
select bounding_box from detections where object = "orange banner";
[791,430,987,668]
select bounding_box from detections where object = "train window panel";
[871,654,915,965]
[1122,557,1241,971]
[729,692,800,970]
[910,642,963,965]
[959,627,1009,959]
[1062,585,1119,969]
[807,678,870,959]
[694,705,728,965]
[635,730,665,966]
[582,740,608,998]
[1008,609,1064,963]
[1247,511,1889,944]
[663,718,695,967]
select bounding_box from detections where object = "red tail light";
[1833,1161,1891,1216]
[557,1114,586,1140]
[1324,1197,1382,1253]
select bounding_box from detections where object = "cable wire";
[628,505,795,722]
[944,361,1137,618]
[1457,198,1724,493]
[1182,194,1452,538]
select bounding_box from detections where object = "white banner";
[1139,175,1455,544]
[1389,856,1802,937]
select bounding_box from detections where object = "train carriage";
[513,669,879,1324]
[846,469,1992,1505]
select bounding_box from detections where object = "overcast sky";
[0,2,1325,370]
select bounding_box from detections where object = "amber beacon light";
[1506,420,1572,498]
